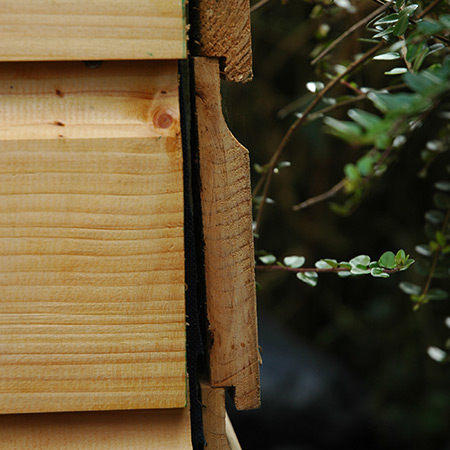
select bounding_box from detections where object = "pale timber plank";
[0,61,186,413]
[0,0,186,61]
[0,409,192,449]
[195,58,260,410]
[201,382,230,449]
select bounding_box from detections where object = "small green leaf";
[399,4,418,17]
[430,240,439,252]
[415,244,432,256]
[399,281,422,295]
[400,258,415,271]
[413,48,429,71]
[337,271,352,278]
[344,163,361,182]
[371,267,390,278]
[348,109,381,130]
[384,67,408,75]
[324,117,363,141]
[351,265,371,275]
[277,161,292,170]
[373,52,401,61]
[379,251,396,269]
[296,271,318,287]
[417,20,445,35]
[425,210,445,224]
[436,231,447,247]
[321,259,339,268]
[315,260,333,269]
[427,289,449,301]
[254,163,268,174]
[368,92,430,115]
[427,346,447,361]
[435,181,450,192]
[259,254,276,265]
[349,255,371,268]
[356,156,374,176]
[395,249,406,263]
[373,26,395,39]
[374,13,399,26]
[283,256,305,268]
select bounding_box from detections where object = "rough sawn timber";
[0,61,186,413]
[195,57,260,410]
[193,0,252,82]
[0,0,186,61]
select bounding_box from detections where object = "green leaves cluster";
[317,1,450,215]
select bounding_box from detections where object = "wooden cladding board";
[0,409,192,449]
[0,61,186,413]
[0,0,186,61]
[195,58,260,410]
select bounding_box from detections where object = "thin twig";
[278,82,407,122]
[311,1,393,65]
[421,209,450,298]
[255,265,400,274]
[292,179,347,211]
[253,41,385,234]
[416,0,442,20]
[292,98,443,212]
[250,0,275,13]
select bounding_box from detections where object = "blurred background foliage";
[220,0,450,448]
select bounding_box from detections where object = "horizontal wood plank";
[0,409,192,449]
[0,61,186,413]
[0,0,186,61]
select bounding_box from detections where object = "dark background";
[221,1,450,449]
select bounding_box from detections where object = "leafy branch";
[256,250,414,287]
[253,41,385,234]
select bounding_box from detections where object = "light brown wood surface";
[0,408,192,449]
[195,58,260,410]
[201,382,229,449]
[193,0,252,82]
[0,61,186,413]
[0,0,186,61]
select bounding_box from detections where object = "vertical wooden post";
[195,58,260,411]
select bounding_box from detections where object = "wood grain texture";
[0,61,186,413]
[193,0,252,82]
[195,58,260,410]
[0,0,186,61]
[201,382,230,450]
[0,409,192,449]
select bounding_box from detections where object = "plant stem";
[292,179,346,211]
[417,0,442,20]
[253,41,385,234]
[250,0,274,13]
[420,209,450,298]
[311,1,393,65]
[255,265,400,274]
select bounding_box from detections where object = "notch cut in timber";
[0,61,186,413]
[192,0,253,82]
[195,57,260,410]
